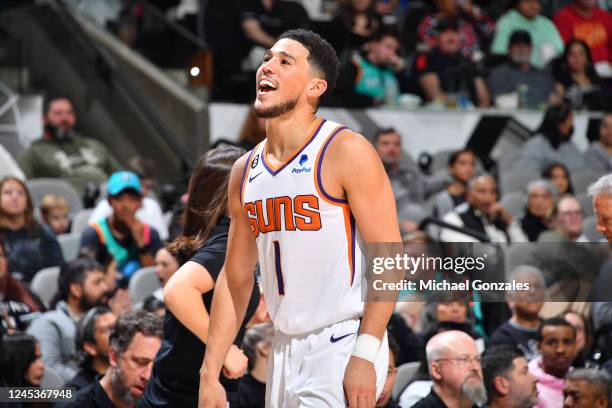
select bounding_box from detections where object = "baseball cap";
[509,30,532,46]
[107,171,142,197]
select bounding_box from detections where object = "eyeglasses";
[435,355,481,367]
[559,210,582,218]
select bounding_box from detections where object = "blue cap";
[107,171,142,197]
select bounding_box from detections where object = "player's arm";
[199,154,259,407]
[325,130,402,407]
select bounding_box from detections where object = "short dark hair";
[371,28,401,44]
[279,29,339,93]
[109,310,162,356]
[388,334,400,365]
[537,317,576,342]
[482,345,524,400]
[373,127,399,144]
[43,96,71,116]
[54,258,105,306]
[448,148,475,167]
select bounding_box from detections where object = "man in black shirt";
[488,265,545,357]
[60,310,162,408]
[412,18,490,108]
[413,330,486,408]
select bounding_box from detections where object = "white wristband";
[351,334,380,363]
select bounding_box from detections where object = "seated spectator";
[40,194,71,236]
[563,368,611,408]
[417,0,495,61]
[491,0,564,69]
[411,18,491,107]
[553,0,612,67]
[335,30,403,108]
[413,330,487,407]
[552,39,607,110]
[0,176,64,282]
[148,247,179,304]
[538,195,588,242]
[482,345,539,408]
[488,265,545,356]
[421,293,482,344]
[529,317,577,408]
[239,323,274,408]
[514,101,588,172]
[440,174,527,243]
[17,97,121,198]
[240,0,310,64]
[563,311,592,368]
[238,107,267,151]
[487,30,556,108]
[373,128,449,232]
[27,259,109,382]
[585,112,612,173]
[432,149,477,218]
[0,240,44,332]
[330,0,382,54]
[519,180,556,242]
[81,171,162,283]
[377,335,400,408]
[58,310,162,408]
[0,332,45,387]
[542,162,574,195]
[88,157,169,240]
[66,306,116,391]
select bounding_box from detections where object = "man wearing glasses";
[413,330,487,408]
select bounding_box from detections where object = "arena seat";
[583,216,602,242]
[57,233,81,262]
[40,366,64,389]
[499,169,540,195]
[392,361,420,401]
[128,266,161,305]
[30,266,60,309]
[27,178,83,214]
[501,191,525,219]
[71,208,94,235]
[576,192,595,218]
[571,169,606,194]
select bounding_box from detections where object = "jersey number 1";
[273,241,285,295]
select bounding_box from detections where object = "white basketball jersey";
[241,118,364,334]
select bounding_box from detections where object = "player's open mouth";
[258,78,278,94]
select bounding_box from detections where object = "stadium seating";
[57,233,81,262]
[128,266,161,305]
[27,178,83,214]
[392,361,420,401]
[30,266,60,309]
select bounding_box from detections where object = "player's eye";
[281,59,290,65]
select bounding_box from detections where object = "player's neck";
[265,112,319,159]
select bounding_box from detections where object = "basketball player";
[199,29,402,407]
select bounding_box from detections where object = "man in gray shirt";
[585,112,612,173]
[373,128,449,232]
[487,30,555,109]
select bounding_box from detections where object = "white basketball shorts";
[266,318,389,407]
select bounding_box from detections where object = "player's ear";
[307,78,327,99]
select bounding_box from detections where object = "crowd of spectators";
[1,1,612,407]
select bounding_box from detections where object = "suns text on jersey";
[244,195,322,237]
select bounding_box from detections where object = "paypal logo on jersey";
[292,154,311,174]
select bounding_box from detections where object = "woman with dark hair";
[142,146,261,407]
[514,101,587,172]
[331,0,382,53]
[563,311,593,368]
[553,39,606,111]
[541,162,574,195]
[0,332,45,387]
[0,177,64,282]
[0,240,44,332]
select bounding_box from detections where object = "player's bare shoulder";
[323,128,385,176]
